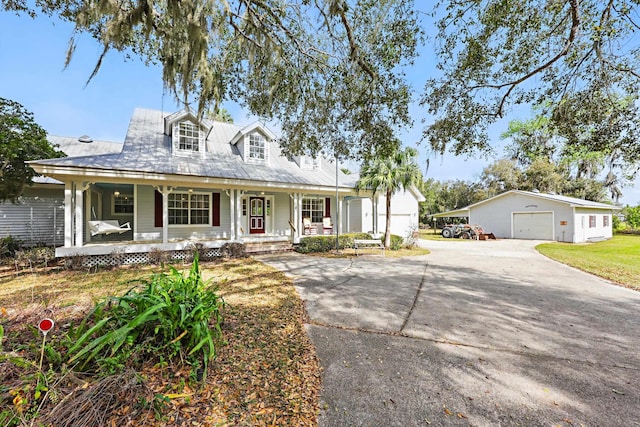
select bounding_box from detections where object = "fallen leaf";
[165,393,194,399]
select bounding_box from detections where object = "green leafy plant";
[0,236,22,259]
[296,233,372,253]
[382,233,404,251]
[67,255,225,380]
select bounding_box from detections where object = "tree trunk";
[385,190,392,249]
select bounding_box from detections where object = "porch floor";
[56,235,292,258]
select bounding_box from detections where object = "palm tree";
[356,147,422,249]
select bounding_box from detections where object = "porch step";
[244,241,293,254]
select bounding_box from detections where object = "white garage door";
[513,212,553,240]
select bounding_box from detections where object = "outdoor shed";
[433,190,620,243]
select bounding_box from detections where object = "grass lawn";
[0,258,320,426]
[418,228,445,241]
[536,235,640,290]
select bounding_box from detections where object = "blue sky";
[1,10,638,205]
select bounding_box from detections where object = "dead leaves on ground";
[0,258,321,426]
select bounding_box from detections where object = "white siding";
[574,208,613,243]
[134,185,232,241]
[135,185,159,240]
[347,199,365,233]
[377,189,420,238]
[272,193,292,236]
[471,193,574,241]
[0,187,65,246]
[467,192,617,242]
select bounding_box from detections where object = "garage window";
[589,215,596,228]
[603,215,609,227]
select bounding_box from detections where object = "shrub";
[148,247,171,265]
[625,205,640,228]
[221,242,247,258]
[296,232,372,253]
[0,236,21,258]
[109,248,126,266]
[382,233,404,250]
[14,247,56,271]
[65,253,88,270]
[185,243,205,262]
[67,255,225,380]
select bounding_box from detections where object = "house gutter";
[29,164,355,195]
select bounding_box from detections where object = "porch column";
[74,182,84,247]
[236,190,244,239]
[229,189,236,240]
[293,193,301,244]
[85,189,92,243]
[372,195,378,235]
[162,187,169,244]
[337,195,342,235]
[64,181,73,247]
[133,184,138,241]
[346,199,350,233]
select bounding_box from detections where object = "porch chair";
[88,220,131,236]
[303,217,317,235]
[322,217,333,235]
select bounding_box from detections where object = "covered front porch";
[57,179,352,259]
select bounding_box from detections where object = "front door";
[249,197,265,234]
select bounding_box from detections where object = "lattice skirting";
[68,247,224,268]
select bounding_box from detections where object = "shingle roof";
[33,108,358,189]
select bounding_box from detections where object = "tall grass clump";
[67,255,225,380]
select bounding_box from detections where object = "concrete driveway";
[257,239,640,426]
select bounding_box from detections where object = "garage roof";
[473,190,620,210]
[432,190,620,218]
[432,208,469,218]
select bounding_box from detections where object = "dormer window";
[165,110,213,156]
[177,122,200,152]
[249,134,266,161]
[230,123,275,163]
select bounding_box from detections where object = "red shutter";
[212,193,221,226]
[154,190,163,227]
[325,197,331,217]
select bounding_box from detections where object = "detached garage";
[513,212,554,240]
[433,190,620,243]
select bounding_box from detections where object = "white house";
[346,188,423,237]
[27,108,423,261]
[434,190,620,243]
[0,136,123,247]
